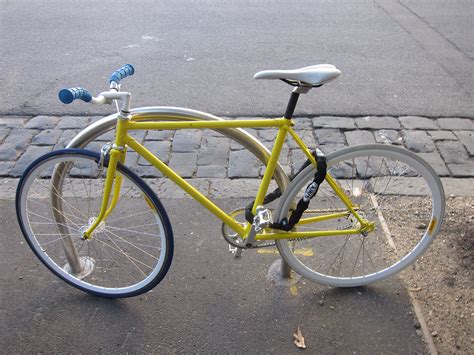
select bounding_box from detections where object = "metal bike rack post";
[280,257,293,278]
[65,107,293,277]
[50,162,83,274]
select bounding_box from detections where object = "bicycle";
[16,64,445,298]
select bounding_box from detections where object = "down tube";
[125,136,246,236]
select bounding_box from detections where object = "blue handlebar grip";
[58,87,92,104]
[109,64,135,84]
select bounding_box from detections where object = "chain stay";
[222,207,358,254]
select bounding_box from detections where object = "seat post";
[284,85,312,119]
[284,92,300,119]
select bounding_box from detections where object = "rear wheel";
[275,144,445,287]
[16,149,174,298]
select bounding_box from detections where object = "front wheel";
[275,144,445,287]
[16,149,174,298]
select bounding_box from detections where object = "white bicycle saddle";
[254,64,341,87]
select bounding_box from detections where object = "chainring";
[221,208,276,249]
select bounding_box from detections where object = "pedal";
[253,206,273,232]
[228,244,243,259]
[242,206,273,249]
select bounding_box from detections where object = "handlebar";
[58,87,92,104]
[58,64,135,105]
[109,64,135,84]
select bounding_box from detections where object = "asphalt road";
[1,0,473,117]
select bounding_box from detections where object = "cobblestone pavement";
[0,115,473,179]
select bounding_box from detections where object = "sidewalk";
[1,197,431,353]
[0,115,473,180]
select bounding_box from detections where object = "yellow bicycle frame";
[84,116,372,240]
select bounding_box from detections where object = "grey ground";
[1,198,427,354]
[1,0,473,353]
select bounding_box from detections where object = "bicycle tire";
[16,149,174,298]
[274,144,445,287]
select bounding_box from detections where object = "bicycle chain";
[250,218,354,248]
[222,208,356,250]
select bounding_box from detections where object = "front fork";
[82,145,126,239]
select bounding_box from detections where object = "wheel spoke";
[102,227,160,260]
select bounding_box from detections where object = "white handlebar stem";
[91,91,132,112]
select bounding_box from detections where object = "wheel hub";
[79,217,105,240]
[349,211,375,236]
